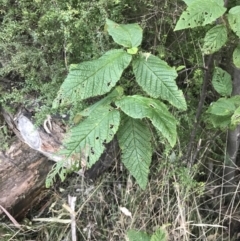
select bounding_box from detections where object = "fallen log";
[0,107,119,218]
[0,139,52,219]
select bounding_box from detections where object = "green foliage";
[212,67,232,97]
[132,54,186,110]
[202,25,227,54]
[62,105,120,167]
[150,227,168,241]
[207,96,240,128]
[106,18,143,48]
[127,230,151,241]
[116,95,177,147]
[0,0,129,114]
[174,0,226,30]
[117,115,152,189]
[49,19,186,189]
[233,44,240,68]
[175,0,240,131]
[127,227,168,241]
[227,6,240,38]
[53,49,132,106]
[231,106,240,127]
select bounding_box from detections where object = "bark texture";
[0,107,118,218]
[0,139,52,219]
[224,67,240,196]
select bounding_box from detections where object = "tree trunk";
[223,67,240,197]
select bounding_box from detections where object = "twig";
[185,54,214,166]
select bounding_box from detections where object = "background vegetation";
[1,0,240,240]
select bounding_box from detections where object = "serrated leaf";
[53,49,131,107]
[80,86,124,117]
[61,106,120,167]
[212,67,232,96]
[202,25,227,54]
[106,19,142,48]
[127,230,151,241]
[117,116,152,189]
[132,54,186,110]
[233,45,240,68]
[150,227,168,241]
[116,95,177,147]
[174,0,226,30]
[207,114,231,128]
[228,6,240,38]
[231,106,240,127]
[127,47,138,55]
[207,98,236,116]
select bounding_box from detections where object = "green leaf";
[176,65,185,71]
[174,0,226,30]
[207,114,231,128]
[106,19,143,48]
[233,45,240,68]
[183,0,224,5]
[231,106,240,127]
[53,49,131,106]
[127,47,138,55]
[150,227,168,241]
[127,230,151,241]
[117,116,152,189]
[228,6,240,38]
[61,106,120,167]
[207,98,236,116]
[116,95,177,147]
[212,67,232,97]
[202,25,227,54]
[80,86,124,117]
[132,54,187,110]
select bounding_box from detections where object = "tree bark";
[223,67,240,197]
[0,139,52,219]
[0,107,119,218]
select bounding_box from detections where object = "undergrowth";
[2,148,240,240]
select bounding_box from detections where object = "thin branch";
[185,54,214,166]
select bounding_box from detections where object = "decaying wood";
[0,139,52,219]
[0,107,119,218]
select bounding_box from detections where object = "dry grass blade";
[0,205,22,230]
[68,195,77,241]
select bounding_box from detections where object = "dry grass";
[1,149,240,241]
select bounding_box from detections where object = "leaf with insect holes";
[233,45,240,68]
[117,115,152,189]
[202,25,227,54]
[80,86,124,117]
[116,95,177,147]
[53,49,131,107]
[106,19,142,48]
[212,67,232,97]
[60,106,120,167]
[132,54,186,110]
[174,0,226,30]
[228,6,240,38]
